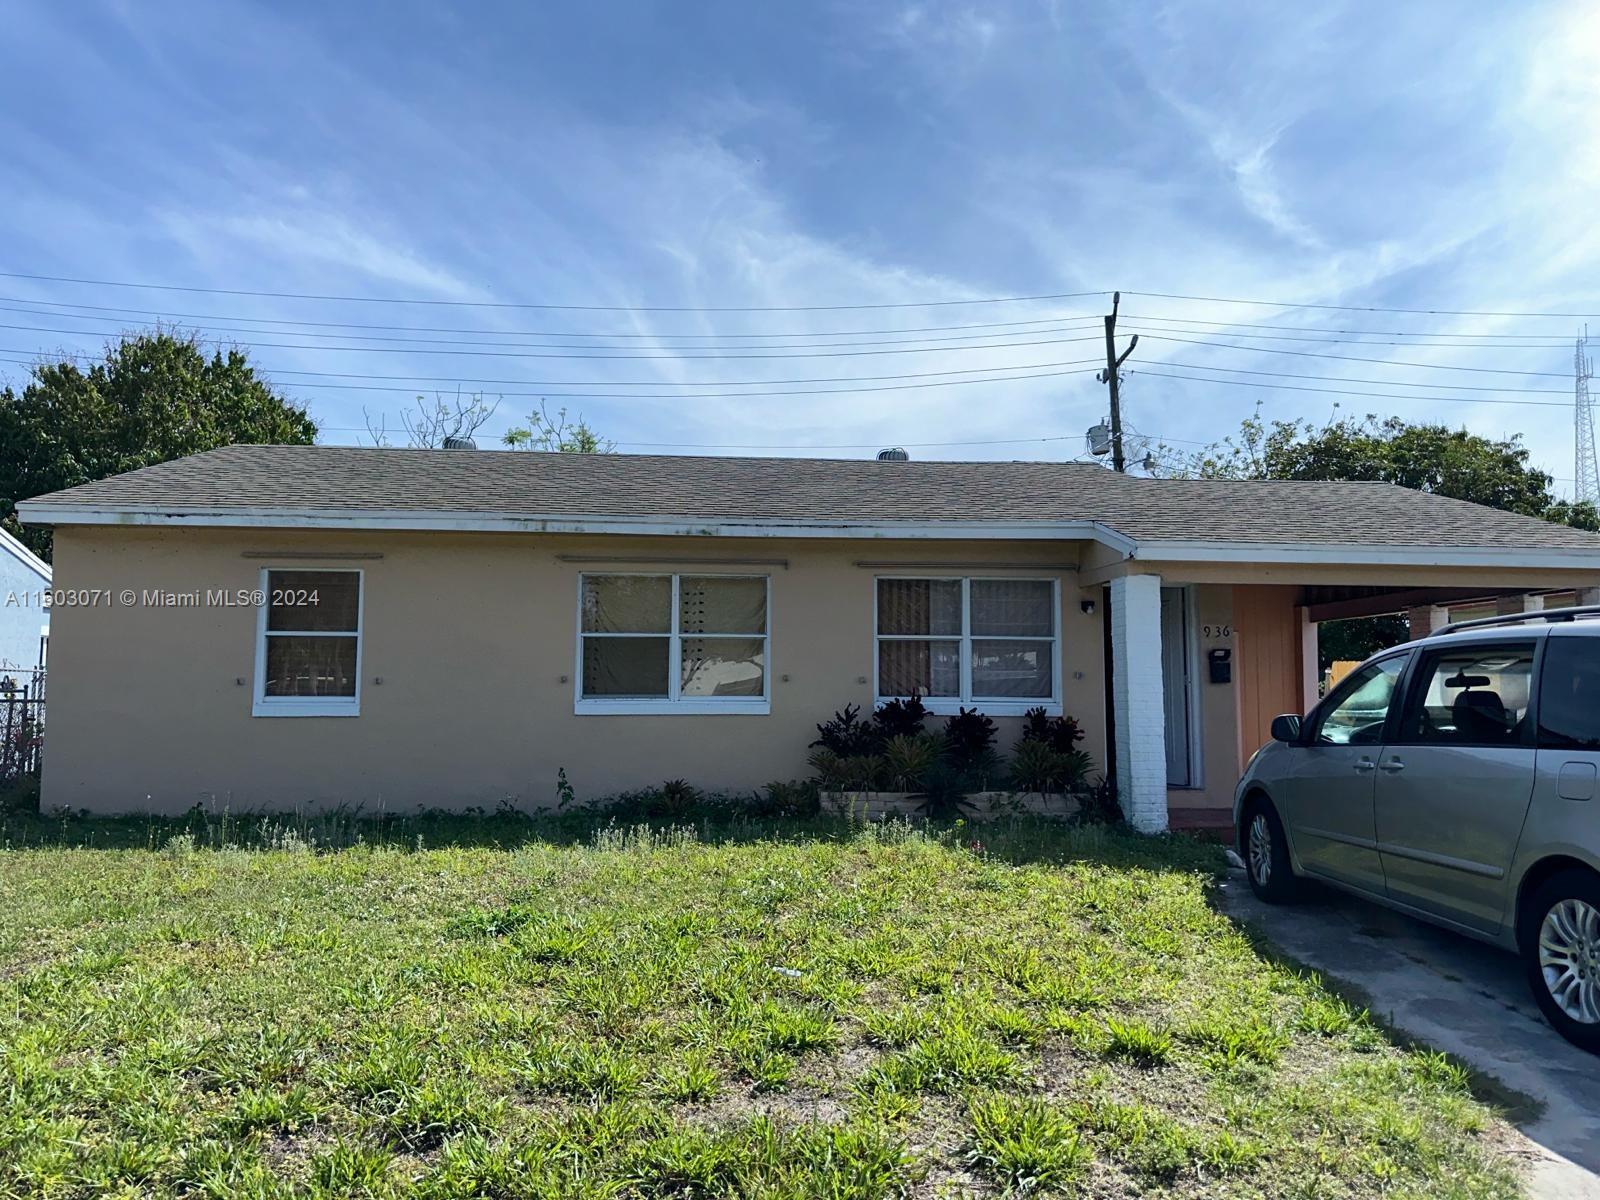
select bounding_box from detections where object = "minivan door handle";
[1354,758,1376,773]
[1379,758,1405,773]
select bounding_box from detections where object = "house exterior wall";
[1232,584,1307,768]
[0,538,49,675]
[42,527,1110,814]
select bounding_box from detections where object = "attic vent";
[441,436,477,450]
[876,447,909,461]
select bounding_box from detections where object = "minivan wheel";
[1521,869,1600,1054]
[1241,800,1299,904]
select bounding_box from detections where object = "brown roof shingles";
[19,444,1600,551]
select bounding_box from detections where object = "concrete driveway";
[1218,871,1600,1199]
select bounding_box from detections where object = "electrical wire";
[0,355,1104,401]
[1131,368,1572,409]
[1124,290,1600,319]
[1122,312,1585,339]
[0,321,1107,361]
[0,304,1109,352]
[0,295,1105,340]
[0,270,1110,313]
[0,347,1104,390]
[1155,361,1568,395]
[1135,334,1573,377]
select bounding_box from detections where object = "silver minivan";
[1234,605,1600,1051]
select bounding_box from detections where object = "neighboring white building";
[0,527,49,676]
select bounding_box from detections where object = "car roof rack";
[1438,603,1600,636]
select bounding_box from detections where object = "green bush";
[1008,741,1093,794]
[882,733,943,791]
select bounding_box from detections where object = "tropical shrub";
[882,733,943,791]
[811,704,884,756]
[943,708,997,769]
[873,695,929,739]
[1019,707,1085,752]
[1008,741,1093,794]
[750,780,821,818]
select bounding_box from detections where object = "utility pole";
[1099,291,1139,472]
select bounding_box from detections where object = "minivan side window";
[1538,637,1600,750]
[1395,642,1536,746]
[1311,656,1407,745]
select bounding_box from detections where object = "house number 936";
[1202,624,1233,639]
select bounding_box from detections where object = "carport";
[1082,523,1600,834]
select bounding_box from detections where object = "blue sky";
[1,0,1595,493]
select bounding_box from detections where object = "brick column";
[1406,604,1450,640]
[1109,573,1168,833]
[1495,593,1544,616]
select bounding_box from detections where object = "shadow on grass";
[0,803,1225,875]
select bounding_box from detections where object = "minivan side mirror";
[1270,714,1303,743]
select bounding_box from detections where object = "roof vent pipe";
[877,447,909,461]
[441,436,477,450]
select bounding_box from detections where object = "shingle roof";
[19,443,1600,551]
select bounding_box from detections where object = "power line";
[3,267,1593,320]
[1157,360,1568,395]
[1131,367,1572,409]
[1136,334,1572,377]
[0,355,1104,401]
[0,295,1104,340]
[0,346,1104,389]
[0,306,1106,353]
[0,270,1110,313]
[1123,312,1585,339]
[1124,290,1600,319]
[1125,321,1572,347]
[0,321,1107,361]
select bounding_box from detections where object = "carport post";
[1109,573,1168,833]
[1406,604,1450,640]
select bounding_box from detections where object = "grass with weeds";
[0,809,1524,1198]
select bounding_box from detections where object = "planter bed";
[821,790,1083,821]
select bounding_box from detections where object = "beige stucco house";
[19,445,1600,832]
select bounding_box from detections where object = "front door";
[1160,587,1192,787]
[1281,653,1409,895]
[1374,639,1538,933]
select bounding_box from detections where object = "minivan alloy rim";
[1539,898,1600,1024]
[1248,814,1271,887]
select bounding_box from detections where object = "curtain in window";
[877,579,961,635]
[262,570,361,698]
[582,576,671,633]
[680,577,766,634]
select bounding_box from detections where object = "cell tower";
[1578,327,1599,507]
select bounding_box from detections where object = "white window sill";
[253,700,361,718]
[575,699,771,716]
[881,699,1061,718]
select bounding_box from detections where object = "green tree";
[1176,406,1582,526]
[503,401,615,453]
[1317,615,1409,673]
[0,332,317,560]
[1172,406,1591,671]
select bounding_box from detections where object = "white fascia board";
[16,503,1137,553]
[1135,539,1600,571]
[0,526,50,582]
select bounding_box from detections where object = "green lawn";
[0,812,1522,1199]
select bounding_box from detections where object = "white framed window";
[253,568,363,717]
[576,573,770,714]
[874,577,1061,716]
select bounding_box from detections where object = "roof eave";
[14,502,1138,554]
[1134,538,1600,571]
